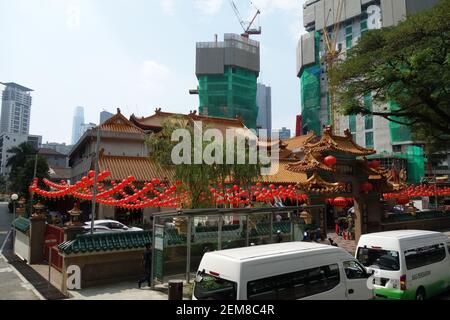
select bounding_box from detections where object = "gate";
[43,225,64,272]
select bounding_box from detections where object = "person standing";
[138,243,152,289]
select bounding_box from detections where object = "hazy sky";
[0,0,306,144]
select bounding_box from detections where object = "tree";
[147,117,261,208]
[330,0,450,153]
[6,142,49,197]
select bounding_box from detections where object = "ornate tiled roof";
[286,151,334,173]
[296,172,346,194]
[130,108,246,132]
[58,231,152,255]
[12,217,30,233]
[259,160,308,184]
[100,109,145,134]
[99,155,175,182]
[283,132,317,152]
[306,127,375,156]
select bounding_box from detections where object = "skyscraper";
[296,0,439,183]
[100,110,114,124]
[0,82,33,135]
[72,106,84,144]
[256,83,272,134]
[196,34,260,129]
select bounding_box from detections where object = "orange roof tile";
[286,151,334,173]
[306,127,375,156]
[99,155,174,182]
[259,160,308,184]
[100,109,145,134]
[283,132,317,151]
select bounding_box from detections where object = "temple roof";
[286,151,334,173]
[259,160,308,184]
[305,127,376,156]
[283,131,316,152]
[100,109,144,134]
[130,108,246,133]
[99,155,174,182]
[296,172,347,194]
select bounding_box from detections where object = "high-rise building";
[195,34,260,129]
[0,133,42,176]
[296,0,439,183]
[100,110,114,124]
[71,106,84,145]
[0,82,33,135]
[274,127,291,141]
[256,83,272,135]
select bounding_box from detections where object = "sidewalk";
[68,281,169,300]
[0,254,43,300]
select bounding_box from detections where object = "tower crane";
[321,0,344,135]
[229,1,261,38]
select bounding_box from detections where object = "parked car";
[82,225,116,233]
[83,220,143,232]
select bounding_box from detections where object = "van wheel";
[415,287,426,300]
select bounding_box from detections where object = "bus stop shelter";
[150,205,326,288]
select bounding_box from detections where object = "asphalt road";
[0,202,12,249]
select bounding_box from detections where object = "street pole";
[12,201,15,249]
[90,128,100,234]
[28,153,38,217]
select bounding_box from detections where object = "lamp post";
[11,193,18,249]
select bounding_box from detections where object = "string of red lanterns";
[29,171,310,209]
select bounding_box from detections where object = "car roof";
[205,242,343,262]
[360,230,444,240]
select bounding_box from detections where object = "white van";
[356,230,450,300]
[193,242,374,300]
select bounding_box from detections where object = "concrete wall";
[61,250,143,293]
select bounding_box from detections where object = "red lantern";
[369,160,381,169]
[324,155,337,167]
[232,185,239,192]
[360,182,373,194]
[333,197,347,208]
[396,197,409,205]
[269,184,275,190]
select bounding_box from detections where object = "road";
[0,202,12,249]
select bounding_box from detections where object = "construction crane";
[229,1,261,38]
[321,0,344,135]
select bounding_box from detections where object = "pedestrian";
[276,230,283,243]
[138,243,152,289]
[335,220,339,235]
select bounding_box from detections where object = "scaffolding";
[198,66,258,129]
[300,31,321,135]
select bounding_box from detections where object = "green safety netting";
[388,101,412,143]
[198,66,258,129]
[406,145,425,184]
[300,31,321,135]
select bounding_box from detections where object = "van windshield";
[357,247,400,271]
[194,273,237,300]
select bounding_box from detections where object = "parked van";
[356,230,450,300]
[193,242,374,300]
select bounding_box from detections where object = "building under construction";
[195,33,260,129]
[296,0,440,183]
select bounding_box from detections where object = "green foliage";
[6,142,49,197]
[146,117,261,208]
[330,0,450,153]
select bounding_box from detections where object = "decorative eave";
[306,127,376,156]
[296,172,346,194]
[286,151,334,173]
[283,131,317,152]
[100,108,145,134]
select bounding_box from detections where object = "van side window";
[343,260,367,279]
[405,243,446,270]
[247,264,340,300]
